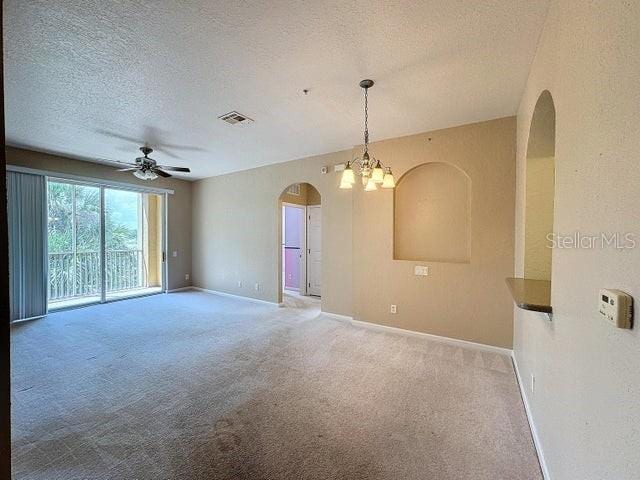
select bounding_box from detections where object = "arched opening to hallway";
[277,183,321,307]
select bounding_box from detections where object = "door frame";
[281,202,307,295]
[306,205,321,297]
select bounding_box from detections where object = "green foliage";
[47,182,139,254]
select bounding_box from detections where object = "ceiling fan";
[114,146,191,180]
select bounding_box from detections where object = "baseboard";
[167,286,194,293]
[191,287,280,306]
[10,314,46,325]
[320,311,353,323]
[321,313,512,356]
[512,354,550,480]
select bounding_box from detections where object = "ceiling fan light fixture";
[113,146,190,181]
[133,169,158,180]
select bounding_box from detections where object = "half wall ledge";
[505,277,552,319]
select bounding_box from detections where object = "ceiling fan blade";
[157,166,191,172]
[154,169,172,178]
[117,167,139,172]
[95,129,143,144]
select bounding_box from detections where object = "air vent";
[287,184,301,196]
[218,111,253,125]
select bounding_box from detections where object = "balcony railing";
[48,250,146,302]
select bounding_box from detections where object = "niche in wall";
[394,162,471,263]
[524,91,556,281]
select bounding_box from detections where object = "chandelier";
[340,79,395,190]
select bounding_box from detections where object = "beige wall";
[524,156,554,280]
[192,150,353,316]
[394,162,471,263]
[307,185,321,205]
[6,147,192,291]
[513,1,640,478]
[192,117,516,347]
[353,118,516,348]
[280,183,321,206]
[143,194,163,287]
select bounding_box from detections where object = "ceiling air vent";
[286,184,301,196]
[218,111,253,125]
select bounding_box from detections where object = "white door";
[307,206,321,296]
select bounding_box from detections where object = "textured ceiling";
[4,0,549,179]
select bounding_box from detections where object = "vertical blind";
[7,171,48,321]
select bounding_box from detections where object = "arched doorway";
[277,183,321,305]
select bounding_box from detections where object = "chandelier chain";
[364,87,369,151]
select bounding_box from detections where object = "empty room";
[1,1,639,479]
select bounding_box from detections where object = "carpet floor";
[11,291,541,479]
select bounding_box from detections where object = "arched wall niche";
[394,162,471,263]
[524,90,556,281]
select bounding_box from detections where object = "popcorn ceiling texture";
[4,0,548,178]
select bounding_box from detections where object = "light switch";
[599,289,633,329]
[414,265,429,276]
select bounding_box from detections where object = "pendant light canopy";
[340,80,395,190]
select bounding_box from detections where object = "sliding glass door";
[47,179,165,310]
[47,182,102,307]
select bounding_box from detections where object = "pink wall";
[283,206,303,290]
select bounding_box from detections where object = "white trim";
[10,315,46,324]
[7,164,175,195]
[162,192,169,293]
[192,287,280,306]
[320,311,353,323]
[322,314,513,356]
[512,354,550,480]
[167,286,193,293]
[306,205,321,296]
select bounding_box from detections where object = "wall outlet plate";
[414,265,429,276]
[390,304,397,314]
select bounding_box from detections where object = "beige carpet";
[11,291,541,479]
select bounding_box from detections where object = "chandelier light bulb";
[341,164,355,185]
[382,168,396,189]
[372,161,384,183]
[364,177,378,191]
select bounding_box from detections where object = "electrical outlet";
[390,304,397,314]
[172,251,178,258]
[531,374,536,394]
[255,282,260,291]
[185,273,190,281]
[237,280,242,288]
